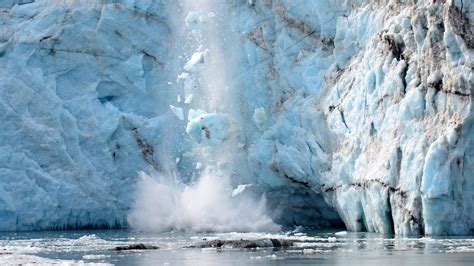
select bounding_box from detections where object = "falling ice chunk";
[208,12,216,18]
[184,52,205,72]
[177,72,190,81]
[177,94,181,103]
[232,184,252,197]
[199,15,207,23]
[177,72,198,96]
[185,11,205,31]
[176,157,180,164]
[196,162,202,169]
[186,109,238,146]
[169,105,184,120]
[184,94,193,104]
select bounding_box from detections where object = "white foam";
[127,171,280,232]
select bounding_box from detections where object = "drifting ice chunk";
[232,184,252,197]
[169,105,184,120]
[186,109,238,146]
[303,249,318,254]
[335,231,348,236]
[253,107,267,129]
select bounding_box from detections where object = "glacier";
[0,0,473,236]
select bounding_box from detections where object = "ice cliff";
[0,0,473,236]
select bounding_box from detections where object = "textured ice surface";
[0,0,178,230]
[1,0,474,235]
[253,107,267,129]
[236,0,474,235]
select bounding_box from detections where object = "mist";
[127,169,280,232]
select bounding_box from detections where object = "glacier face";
[240,0,474,235]
[0,0,183,230]
[1,0,473,235]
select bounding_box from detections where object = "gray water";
[1,229,474,265]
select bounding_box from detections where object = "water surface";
[1,229,474,265]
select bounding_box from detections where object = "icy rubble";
[1,0,473,235]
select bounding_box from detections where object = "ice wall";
[0,0,183,230]
[238,0,474,235]
[1,0,473,235]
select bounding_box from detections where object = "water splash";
[128,171,279,232]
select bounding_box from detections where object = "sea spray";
[128,170,279,232]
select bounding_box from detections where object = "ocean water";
[1,229,474,265]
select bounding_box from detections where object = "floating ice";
[335,231,348,236]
